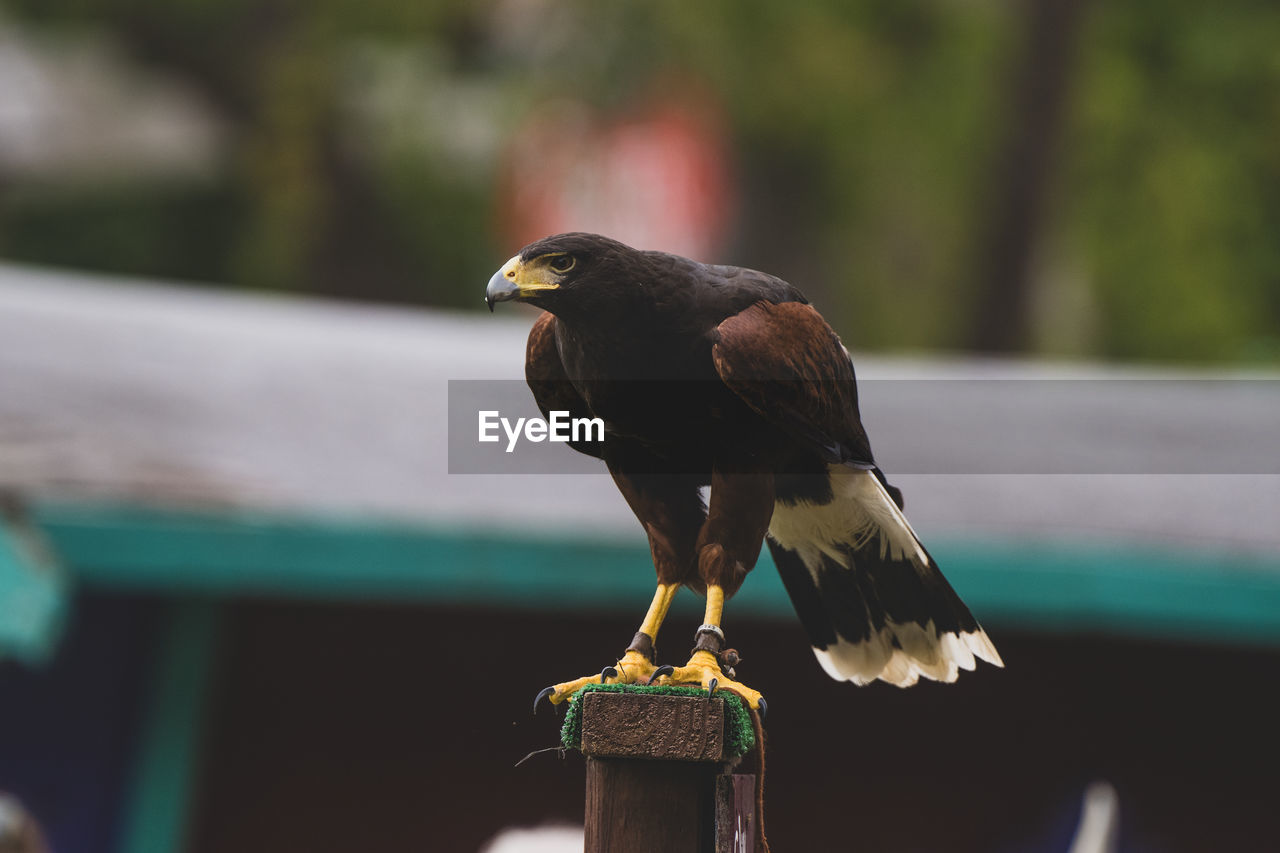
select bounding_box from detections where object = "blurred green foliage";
[0,0,1277,362]
[1066,0,1280,362]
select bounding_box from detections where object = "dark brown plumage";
[487,232,1001,708]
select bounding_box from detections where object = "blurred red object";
[497,82,733,261]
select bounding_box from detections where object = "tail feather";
[769,465,1002,688]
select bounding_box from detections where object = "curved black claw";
[647,664,675,685]
[600,666,619,684]
[707,677,718,698]
[533,686,555,715]
[757,697,768,720]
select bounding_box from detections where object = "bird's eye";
[548,254,576,273]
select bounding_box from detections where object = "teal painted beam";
[937,539,1280,646]
[0,511,68,665]
[30,503,1280,648]
[117,599,221,853]
[34,505,661,607]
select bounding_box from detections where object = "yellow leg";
[639,583,678,637]
[704,584,724,626]
[544,584,678,705]
[661,584,765,709]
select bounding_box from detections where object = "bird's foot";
[534,649,657,710]
[656,650,766,710]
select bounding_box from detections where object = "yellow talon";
[643,584,765,709]
[659,650,766,710]
[545,649,658,705]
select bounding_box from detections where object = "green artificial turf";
[560,682,756,758]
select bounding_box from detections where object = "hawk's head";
[485,232,643,315]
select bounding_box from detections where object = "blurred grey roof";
[0,24,223,178]
[1,261,1278,554]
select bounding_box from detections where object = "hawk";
[486,233,1001,712]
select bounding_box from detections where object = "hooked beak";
[486,258,520,311]
[485,255,560,312]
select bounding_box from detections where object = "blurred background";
[1,1,1278,851]
[2,0,1278,360]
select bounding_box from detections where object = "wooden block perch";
[581,691,725,761]
[577,689,764,853]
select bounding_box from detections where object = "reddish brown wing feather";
[527,312,710,586]
[713,301,874,466]
[524,311,606,459]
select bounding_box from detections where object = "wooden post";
[579,691,763,853]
